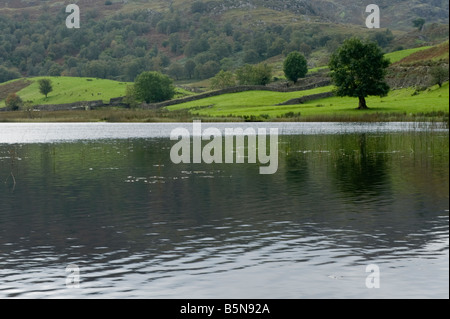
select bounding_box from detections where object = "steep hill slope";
[1,0,448,28]
[0,0,448,84]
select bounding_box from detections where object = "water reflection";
[332,133,390,199]
[0,125,448,298]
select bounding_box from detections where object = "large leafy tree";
[329,38,390,110]
[134,71,175,103]
[283,51,308,84]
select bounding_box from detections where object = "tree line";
[0,3,398,84]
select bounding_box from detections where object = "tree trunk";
[358,96,368,110]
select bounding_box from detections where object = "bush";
[5,93,23,111]
[210,70,235,90]
[134,71,175,103]
[236,63,273,86]
[279,111,301,118]
[123,85,140,108]
[430,65,449,88]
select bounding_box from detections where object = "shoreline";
[0,108,448,125]
[1,121,447,145]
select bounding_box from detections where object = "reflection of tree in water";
[284,143,309,184]
[332,134,390,198]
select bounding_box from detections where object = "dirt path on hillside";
[0,79,32,101]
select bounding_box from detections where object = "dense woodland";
[0,0,448,83]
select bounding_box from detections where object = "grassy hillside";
[0,76,196,108]
[0,79,32,101]
[168,83,449,120]
[394,41,449,65]
[0,77,130,107]
[1,0,447,29]
[385,46,433,64]
[1,44,448,122]
[0,0,448,86]
[168,86,333,112]
[2,83,446,123]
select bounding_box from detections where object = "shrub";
[430,65,449,88]
[210,70,235,90]
[123,85,140,108]
[5,93,23,111]
[236,64,273,86]
[134,71,175,103]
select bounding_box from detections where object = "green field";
[0,77,130,107]
[0,76,195,108]
[0,45,448,122]
[168,82,449,119]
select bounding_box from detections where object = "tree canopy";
[0,66,21,84]
[0,4,403,83]
[210,70,235,90]
[134,71,175,103]
[329,38,390,109]
[412,18,426,31]
[283,51,308,84]
[236,64,273,86]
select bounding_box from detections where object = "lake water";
[0,122,448,299]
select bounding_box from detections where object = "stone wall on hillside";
[276,92,335,105]
[32,100,105,111]
[387,63,449,89]
[142,80,331,109]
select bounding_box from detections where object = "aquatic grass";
[0,108,244,123]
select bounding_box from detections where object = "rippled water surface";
[0,123,448,298]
